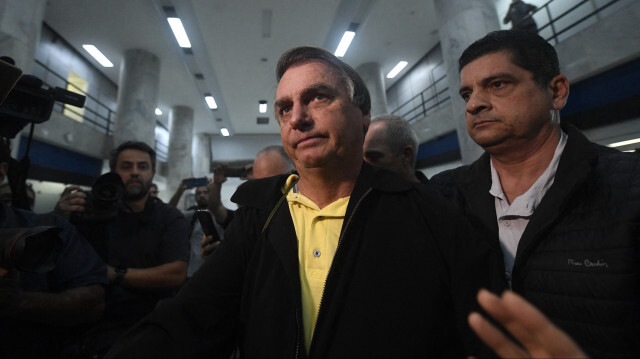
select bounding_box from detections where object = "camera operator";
[167,177,224,278]
[0,138,106,358]
[54,141,189,355]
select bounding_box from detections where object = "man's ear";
[0,162,8,183]
[362,111,371,134]
[550,74,570,110]
[401,146,414,165]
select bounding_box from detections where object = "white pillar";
[357,62,388,117]
[113,49,160,147]
[192,133,211,178]
[434,0,500,164]
[167,105,194,196]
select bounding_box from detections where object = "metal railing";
[390,0,625,122]
[515,0,621,44]
[33,60,116,135]
[391,74,450,123]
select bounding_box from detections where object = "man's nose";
[289,104,312,131]
[466,91,490,115]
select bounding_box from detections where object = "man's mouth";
[296,135,324,147]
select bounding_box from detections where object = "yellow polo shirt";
[286,190,349,352]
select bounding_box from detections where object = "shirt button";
[504,220,510,226]
[313,249,321,257]
[317,216,324,220]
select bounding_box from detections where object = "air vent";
[183,48,193,55]
[216,118,223,122]
[194,73,204,80]
[257,117,269,125]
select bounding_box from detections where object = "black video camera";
[0,56,86,138]
[0,226,63,273]
[70,172,125,224]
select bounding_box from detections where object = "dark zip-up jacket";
[430,124,640,358]
[107,163,495,358]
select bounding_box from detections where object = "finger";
[501,291,587,358]
[468,311,529,358]
[202,241,219,257]
[61,185,82,196]
[477,289,545,352]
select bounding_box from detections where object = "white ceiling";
[43,0,441,137]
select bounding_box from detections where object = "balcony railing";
[32,59,115,135]
[391,74,450,123]
[515,0,623,44]
[390,0,626,122]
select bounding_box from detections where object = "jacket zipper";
[305,188,373,358]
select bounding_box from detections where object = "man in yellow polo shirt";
[107,46,498,358]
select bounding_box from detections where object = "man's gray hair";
[371,115,419,169]
[256,145,296,172]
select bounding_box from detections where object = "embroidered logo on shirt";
[567,258,609,269]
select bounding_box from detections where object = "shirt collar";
[490,130,568,217]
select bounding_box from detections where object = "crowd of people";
[1,29,638,358]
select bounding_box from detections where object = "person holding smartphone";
[169,177,225,277]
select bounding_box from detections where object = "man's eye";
[315,94,327,101]
[281,106,291,114]
[492,81,504,89]
[460,93,471,102]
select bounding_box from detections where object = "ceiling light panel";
[387,61,408,78]
[205,95,218,109]
[608,138,640,148]
[167,17,192,48]
[82,45,113,67]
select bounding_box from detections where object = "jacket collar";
[232,162,414,209]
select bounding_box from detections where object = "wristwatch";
[113,266,127,285]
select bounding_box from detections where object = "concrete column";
[1,0,47,158]
[167,105,194,196]
[0,0,46,73]
[356,62,388,117]
[113,49,160,147]
[434,0,500,164]
[192,133,211,178]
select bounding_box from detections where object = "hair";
[276,46,371,116]
[256,145,296,172]
[371,115,419,168]
[109,141,157,171]
[458,30,560,89]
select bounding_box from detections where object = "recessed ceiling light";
[204,95,217,109]
[220,128,230,136]
[155,108,162,116]
[386,61,408,79]
[259,100,267,113]
[82,45,113,67]
[335,31,355,58]
[608,138,640,148]
[167,17,191,48]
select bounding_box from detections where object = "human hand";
[200,234,220,258]
[54,185,87,219]
[468,289,588,359]
[212,166,227,186]
[180,178,195,190]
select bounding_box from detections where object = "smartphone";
[195,210,221,242]
[222,166,248,178]
[0,58,22,105]
[185,177,208,189]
